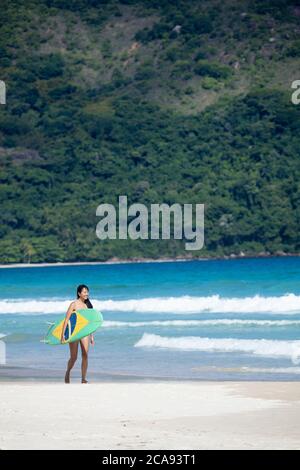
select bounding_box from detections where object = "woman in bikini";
[61,284,95,384]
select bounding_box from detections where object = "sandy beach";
[0,380,299,450]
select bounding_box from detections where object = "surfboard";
[43,308,103,345]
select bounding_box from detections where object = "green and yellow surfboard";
[44,308,103,345]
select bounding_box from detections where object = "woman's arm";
[61,302,75,343]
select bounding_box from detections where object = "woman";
[61,284,95,384]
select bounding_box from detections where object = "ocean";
[1,256,300,381]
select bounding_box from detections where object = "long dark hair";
[77,284,93,308]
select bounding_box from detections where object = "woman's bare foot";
[81,378,88,384]
[65,371,70,383]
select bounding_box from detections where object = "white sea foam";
[98,294,300,314]
[103,319,300,328]
[1,293,300,314]
[240,367,300,374]
[134,333,300,363]
[192,365,300,374]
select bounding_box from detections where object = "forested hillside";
[1,0,300,263]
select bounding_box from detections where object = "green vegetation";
[0,0,300,263]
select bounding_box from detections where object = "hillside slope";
[0,0,300,262]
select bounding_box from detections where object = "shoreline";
[1,365,300,384]
[0,251,299,269]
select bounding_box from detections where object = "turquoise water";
[1,257,300,381]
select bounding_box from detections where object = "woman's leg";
[65,341,79,383]
[80,336,89,383]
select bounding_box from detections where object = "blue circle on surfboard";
[64,312,77,341]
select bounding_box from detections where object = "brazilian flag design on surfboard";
[44,308,103,345]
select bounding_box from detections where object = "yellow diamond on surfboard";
[44,309,103,345]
